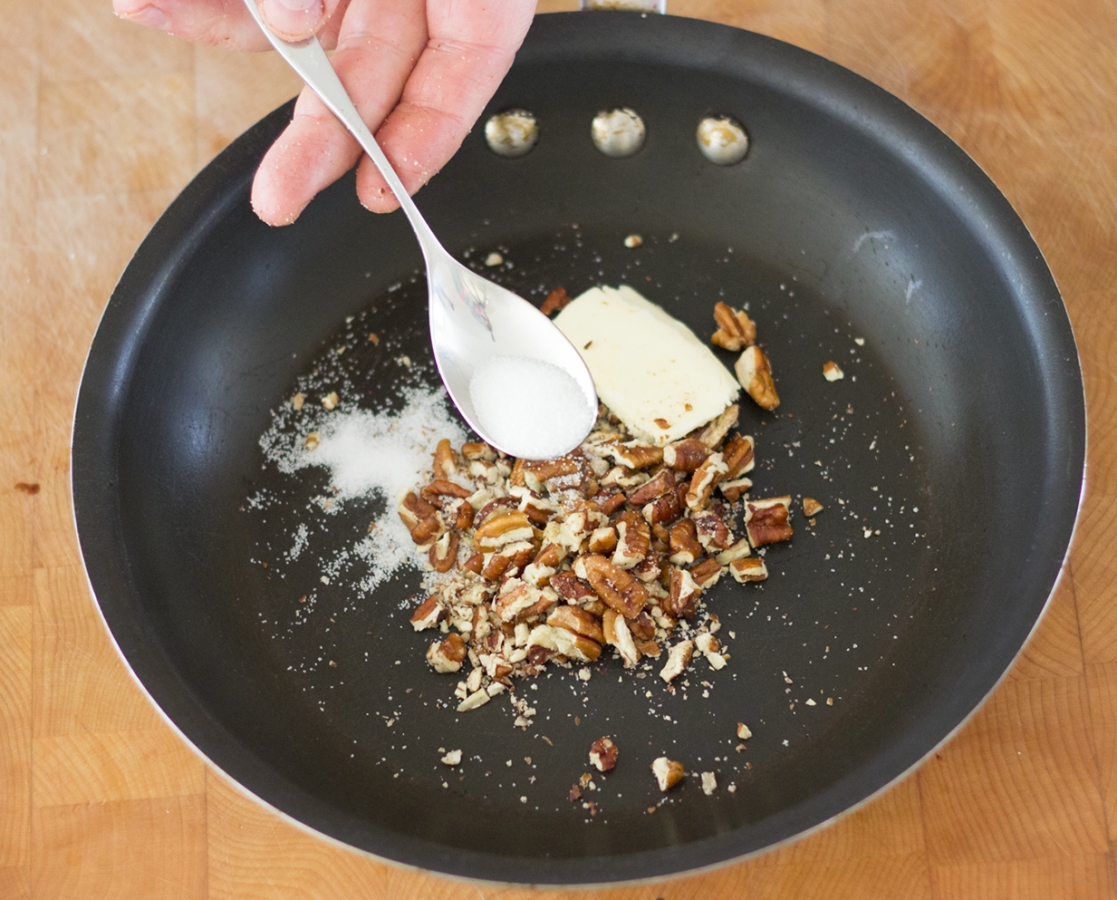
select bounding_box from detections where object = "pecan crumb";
[589,737,619,772]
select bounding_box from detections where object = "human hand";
[113,0,538,225]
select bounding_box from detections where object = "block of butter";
[554,285,739,445]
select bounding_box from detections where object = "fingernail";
[117,5,169,29]
[273,0,317,9]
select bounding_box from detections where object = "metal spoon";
[243,2,598,459]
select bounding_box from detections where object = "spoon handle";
[241,1,441,253]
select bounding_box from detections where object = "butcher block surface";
[2,0,1117,897]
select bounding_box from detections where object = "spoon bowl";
[242,1,597,458]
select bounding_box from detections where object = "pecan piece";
[475,508,535,551]
[693,509,733,552]
[627,468,675,508]
[803,497,824,517]
[602,609,641,667]
[573,554,649,618]
[629,610,657,641]
[711,301,757,351]
[729,557,769,582]
[718,477,753,503]
[662,438,711,473]
[420,479,472,504]
[695,404,739,449]
[482,541,536,581]
[588,526,618,554]
[689,557,722,590]
[426,633,466,673]
[685,452,729,512]
[526,623,601,663]
[721,433,755,479]
[664,567,702,618]
[603,440,663,470]
[745,496,793,548]
[432,438,458,478]
[589,737,619,773]
[660,639,693,683]
[642,491,683,527]
[461,440,497,461]
[668,519,703,566]
[409,595,443,631]
[735,345,780,410]
[429,531,460,573]
[540,286,572,316]
[547,605,606,644]
[550,570,598,604]
[651,757,685,791]
[612,510,651,569]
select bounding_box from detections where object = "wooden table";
[2,0,1115,896]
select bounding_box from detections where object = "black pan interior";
[72,13,1083,885]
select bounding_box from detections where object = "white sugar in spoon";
[244,2,597,460]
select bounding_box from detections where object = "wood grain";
[3,1,1116,897]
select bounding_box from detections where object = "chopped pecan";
[627,468,675,508]
[426,633,467,673]
[745,496,793,548]
[526,623,601,663]
[547,605,605,644]
[686,452,729,512]
[540,286,572,316]
[596,489,627,516]
[695,404,739,449]
[612,510,651,569]
[693,509,733,551]
[659,639,693,683]
[448,498,475,531]
[803,497,824,517]
[735,345,779,411]
[664,567,702,618]
[605,441,664,470]
[475,508,535,551]
[822,360,845,381]
[629,611,656,641]
[474,495,517,524]
[461,440,497,461]
[668,519,703,566]
[721,433,755,479]
[533,542,566,569]
[409,595,443,631]
[689,557,722,590]
[550,570,598,604]
[573,554,649,618]
[642,491,683,527]
[420,479,472,504]
[462,552,484,575]
[718,477,753,503]
[711,301,758,351]
[651,757,685,792]
[482,541,536,581]
[589,737,619,773]
[398,491,437,529]
[729,557,768,582]
[715,538,752,566]
[588,526,618,554]
[602,609,641,667]
[433,438,458,478]
[662,438,711,473]
[631,552,663,584]
[429,531,460,573]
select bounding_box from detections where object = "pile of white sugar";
[468,355,596,460]
[258,383,467,592]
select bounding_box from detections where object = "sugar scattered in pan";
[259,382,467,592]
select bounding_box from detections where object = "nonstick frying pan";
[72,11,1085,886]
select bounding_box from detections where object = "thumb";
[258,0,341,43]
